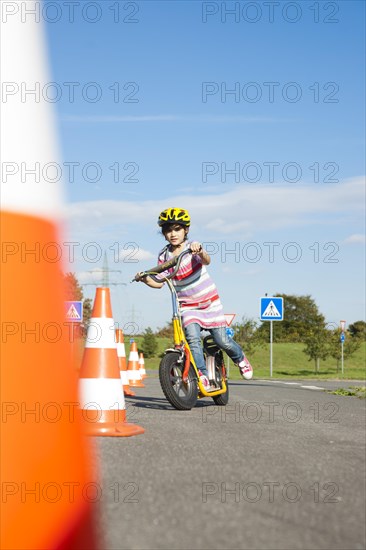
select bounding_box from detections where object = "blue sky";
[43,0,365,332]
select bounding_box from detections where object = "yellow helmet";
[158,207,190,227]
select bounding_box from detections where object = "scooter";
[134,249,229,410]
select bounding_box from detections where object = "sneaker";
[198,371,214,391]
[238,356,253,380]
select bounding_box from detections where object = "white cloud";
[119,247,155,262]
[343,234,366,244]
[76,267,126,285]
[65,176,365,237]
[62,114,285,124]
[242,268,263,276]
[77,269,105,284]
[64,115,181,122]
[205,218,251,234]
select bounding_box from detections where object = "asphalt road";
[93,375,366,550]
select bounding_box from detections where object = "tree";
[256,294,325,342]
[64,272,83,301]
[232,316,265,355]
[63,272,92,328]
[328,329,362,372]
[155,321,174,338]
[348,321,366,341]
[141,327,158,358]
[302,325,330,373]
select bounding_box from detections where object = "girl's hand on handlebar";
[190,242,211,265]
[190,241,203,255]
[134,271,164,288]
[134,271,146,282]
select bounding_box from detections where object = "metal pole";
[341,341,344,375]
[270,320,273,377]
[69,323,75,370]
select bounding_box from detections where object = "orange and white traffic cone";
[1,9,99,550]
[116,328,135,396]
[79,288,144,436]
[127,340,145,388]
[139,352,147,379]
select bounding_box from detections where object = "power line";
[81,252,126,288]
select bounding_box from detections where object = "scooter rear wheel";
[212,360,229,406]
[159,352,198,410]
[212,384,229,406]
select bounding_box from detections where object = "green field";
[73,337,365,380]
[125,338,366,381]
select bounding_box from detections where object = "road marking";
[256,380,325,391]
[258,378,283,384]
[300,385,325,390]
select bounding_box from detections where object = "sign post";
[270,320,273,377]
[224,314,236,378]
[260,297,284,377]
[340,320,346,375]
[64,301,83,369]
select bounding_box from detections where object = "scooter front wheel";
[159,352,198,410]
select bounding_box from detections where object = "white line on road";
[257,380,326,391]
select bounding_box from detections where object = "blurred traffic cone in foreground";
[79,288,144,437]
[116,328,135,396]
[1,8,99,550]
[139,352,147,379]
[127,340,145,388]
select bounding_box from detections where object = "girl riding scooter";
[135,207,253,389]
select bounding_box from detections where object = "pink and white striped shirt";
[157,241,226,329]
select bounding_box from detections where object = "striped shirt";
[157,241,226,329]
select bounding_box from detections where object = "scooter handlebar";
[133,248,192,282]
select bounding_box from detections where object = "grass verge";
[326,386,366,398]
[74,338,366,381]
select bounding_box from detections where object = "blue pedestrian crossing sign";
[65,301,83,322]
[260,297,284,321]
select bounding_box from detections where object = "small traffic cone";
[79,288,144,436]
[127,340,145,388]
[139,352,147,379]
[115,328,135,396]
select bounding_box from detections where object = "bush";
[141,327,158,358]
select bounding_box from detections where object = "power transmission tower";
[82,252,126,289]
